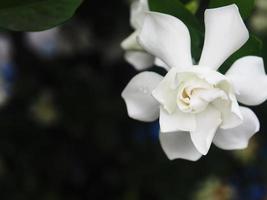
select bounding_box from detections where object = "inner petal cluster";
[176,73,228,114]
[177,78,209,113]
[153,67,236,117]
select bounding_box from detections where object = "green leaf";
[149,0,202,31]
[209,0,255,19]
[148,0,204,60]
[0,0,83,31]
[219,35,262,74]
[190,28,203,62]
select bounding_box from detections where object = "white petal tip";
[138,11,193,69]
[121,92,158,122]
[255,121,260,133]
[121,40,127,50]
[166,155,201,162]
[200,3,249,69]
[195,146,209,156]
[121,72,163,122]
[214,107,260,150]
[227,56,267,106]
[159,132,202,161]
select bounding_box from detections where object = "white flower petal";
[154,58,170,71]
[199,4,249,70]
[124,51,154,70]
[122,72,163,122]
[188,94,208,113]
[160,131,202,161]
[198,88,227,102]
[212,98,243,129]
[121,31,142,51]
[138,12,193,69]
[190,105,222,155]
[152,68,179,113]
[130,0,149,29]
[187,67,227,85]
[226,56,267,105]
[160,106,196,133]
[213,106,260,150]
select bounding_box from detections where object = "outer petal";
[138,12,193,69]
[152,68,179,113]
[121,31,143,51]
[187,67,228,85]
[154,58,170,71]
[226,56,267,105]
[160,107,196,133]
[122,72,163,122]
[190,105,222,155]
[198,88,227,102]
[213,106,260,150]
[124,51,154,70]
[160,131,202,161]
[199,4,249,70]
[212,98,243,129]
[130,0,149,29]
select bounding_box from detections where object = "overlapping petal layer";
[124,51,154,71]
[213,107,260,150]
[130,0,149,29]
[160,131,202,161]
[190,105,222,155]
[121,0,154,70]
[160,107,196,132]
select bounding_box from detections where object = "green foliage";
[185,0,200,14]
[219,35,263,73]
[209,0,255,19]
[0,0,83,31]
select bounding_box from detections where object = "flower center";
[178,88,208,113]
[181,89,189,105]
[176,78,212,114]
[152,67,231,115]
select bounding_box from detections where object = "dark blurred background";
[0,0,267,199]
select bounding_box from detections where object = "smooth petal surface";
[199,4,249,70]
[138,12,193,69]
[226,56,267,105]
[124,51,154,70]
[198,88,227,102]
[160,131,202,161]
[122,72,163,122]
[160,107,196,133]
[212,98,243,129]
[121,31,143,51]
[190,105,222,155]
[213,106,260,150]
[152,68,179,113]
[154,58,170,71]
[187,67,227,86]
[130,0,149,29]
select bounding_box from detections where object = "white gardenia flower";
[121,0,168,71]
[122,4,267,161]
